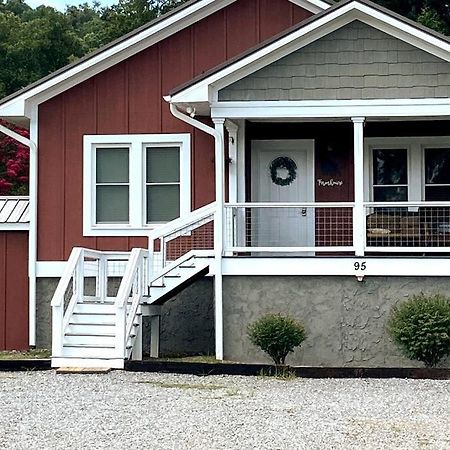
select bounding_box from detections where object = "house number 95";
[354,261,367,271]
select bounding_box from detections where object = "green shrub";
[387,294,450,367]
[247,314,306,365]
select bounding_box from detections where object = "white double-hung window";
[83,134,190,236]
[365,136,450,203]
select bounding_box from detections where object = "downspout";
[0,123,38,348]
[166,101,225,360]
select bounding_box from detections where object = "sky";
[25,0,116,11]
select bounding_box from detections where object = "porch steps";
[144,257,211,306]
[51,253,212,369]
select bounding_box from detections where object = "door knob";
[301,208,307,216]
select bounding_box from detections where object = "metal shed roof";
[0,197,30,229]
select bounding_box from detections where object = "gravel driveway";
[0,371,449,450]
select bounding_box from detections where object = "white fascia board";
[0,223,29,231]
[288,0,331,13]
[0,0,237,118]
[171,1,450,104]
[0,98,25,117]
[211,98,450,119]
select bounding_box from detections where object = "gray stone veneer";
[223,276,450,368]
[36,277,214,356]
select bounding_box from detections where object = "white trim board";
[290,0,331,13]
[169,1,450,104]
[222,257,450,277]
[38,256,450,278]
[0,223,29,231]
[210,99,450,119]
[0,0,329,119]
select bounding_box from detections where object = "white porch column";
[213,118,225,361]
[225,120,239,203]
[352,117,366,257]
[225,120,238,255]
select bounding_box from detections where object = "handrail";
[225,202,355,208]
[114,248,148,358]
[364,201,450,207]
[50,247,83,307]
[115,248,147,308]
[149,201,216,241]
[149,249,196,284]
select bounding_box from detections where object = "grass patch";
[258,367,297,380]
[0,349,50,360]
[134,380,225,391]
[156,355,221,364]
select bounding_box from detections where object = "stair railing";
[51,247,132,358]
[115,248,148,359]
[148,202,216,281]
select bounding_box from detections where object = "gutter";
[0,123,38,348]
[166,101,225,360]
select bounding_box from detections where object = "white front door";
[251,140,315,251]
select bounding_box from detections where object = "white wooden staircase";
[51,203,215,369]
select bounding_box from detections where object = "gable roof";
[168,0,450,104]
[0,0,332,120]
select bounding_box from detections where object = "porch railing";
[148,202,215,279]
[223,201,450,255]
[224,202,355,253]
[364,201,450,253]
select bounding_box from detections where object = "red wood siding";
[37,0,313,261]
[0,232,28,350]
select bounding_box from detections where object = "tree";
[0,120,29,195]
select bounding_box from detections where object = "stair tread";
[73,312,115,316]
[69,322,115,326]
[63,344,115,350]
[65,333,115,337]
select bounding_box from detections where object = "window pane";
[373,149,407,185]
[146,147,180,183]
[96,148,129,183]
[96,185,129,223]
[374,186,408,202]
[425,148,450,184]
[425,186,450,201]
[147,185,180,222]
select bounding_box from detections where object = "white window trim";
[364,136,450,203]
[83,133,191,236]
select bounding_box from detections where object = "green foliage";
[417,6,449,35]
[247,314,306,365]
[387,293,450,367]
[0,0,188,98]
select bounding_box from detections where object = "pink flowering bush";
[0,120,29,196]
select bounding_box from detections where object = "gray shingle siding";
[218,21,450,101]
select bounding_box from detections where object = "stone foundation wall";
[223,276,450,368]
[36,277,214,355]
